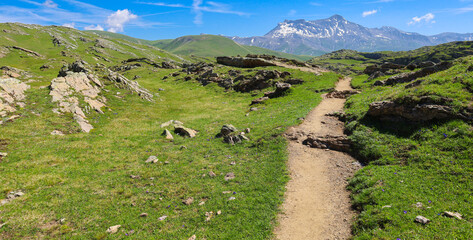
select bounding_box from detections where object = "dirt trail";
[274,77,361,240]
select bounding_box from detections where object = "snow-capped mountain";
[231,15,473,56]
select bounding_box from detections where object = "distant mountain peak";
[328,14,345,21]
[231,16,473,56]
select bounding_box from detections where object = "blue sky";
[1,0,473,40]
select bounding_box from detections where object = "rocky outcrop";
[234,70,282,92]
[162,61,180,69]
[8,46,44,58]
[0,78,30,117]
[107,70,154,102]
[251,82,292,104]
[302,135,351,153]
[374,62,453,86]
[326,90,359,99]
[122,58,160,68]
[216,56,277,68]
[367,98,473,122]
[1,66,31,79]
[364,62,405,75]
[50,61,105,132]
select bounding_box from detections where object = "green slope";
[151,35,313,61]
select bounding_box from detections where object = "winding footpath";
[275,77,361,240]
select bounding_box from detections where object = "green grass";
[151,35,312,61]
[0,22,342,239]
[343,56,473,239]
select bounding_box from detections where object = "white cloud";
[42,0,58,8]
[408,13,435,25]
[288,9,297,17]
[362,10,377,17]
[106,9,137,33]
[310,2,322,6]
[192,0,203,25]
[62,22,75,28]
[84,24,104,31]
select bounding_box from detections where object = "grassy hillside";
[316,43,473,239]
[0,22,340,239]
[151,35,313,61]
[87,30,154,46]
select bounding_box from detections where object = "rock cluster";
[217,124,249,145]
[160,120,197,138]
[50,61,106,132]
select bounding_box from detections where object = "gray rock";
[224,172,235,181]
[174,126,197,138]
[162,129,174,140]
[145,156,159,164]
[220,124,238,136]
[158,215,167,221]
[209,171,217,177]
[303,135,351,153]
[106,225,121,234]
[51,130,64,136]
[216,56,277,68]
[188,235,197,240]
[182,197,194,205]
[414,216,430,225]
[443,211,462,220]
[139,213,148,217]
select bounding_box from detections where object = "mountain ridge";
[231,15,473,56]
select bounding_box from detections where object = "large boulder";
[303,135,351,153]
[216,56,277,68]
[376,62,453,86]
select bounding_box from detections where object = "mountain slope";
[232,15,473,56]
[152,34,312,61]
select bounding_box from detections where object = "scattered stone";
[158,88,165,91]
[59,218,66,224]
[414,216,430,225]
[161,61,179,69]
[230,161,236,166]
[205,211,213,221]
[130,175,140,179]
[164,161,170,165]
[162,129,174,140]
[443,211,463,220]
[183,197,194,205]
[158,215,167,221]
[303,135,351,153]
[208,171,217,177]
[9,46,44,58]
[382,205,392,208]
[145,156,159,164]
[0,77,30,117]
[414,202,423,208]
[139,213,148,217]
[228,197,236,201]
[217,210,222,215]
[51,130,64,136]
[251,96,269,105]
[174,126,197,138]
[160,120,184,128]
[0,223,6,228]
[106,225,121,234]
[0,152,7,158]
[199,201,205,206]
[224,172,235,181]
[245,128,251,133]
[250,107,258,112]
[188,235,197,240]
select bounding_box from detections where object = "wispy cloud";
[138,1,248,25]
[452,5,473,14]
[84,24,104,31]
[362,9,377,17]
[408,13,435,25]
[309,2,322,6]
[288,9,297,17]
[62,22,75,28]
